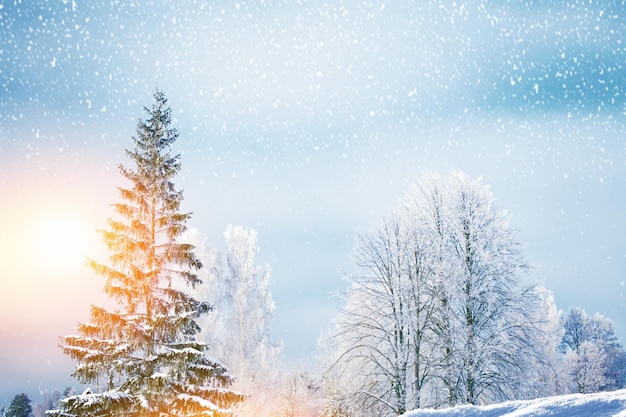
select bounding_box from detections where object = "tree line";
[14,91,621,417]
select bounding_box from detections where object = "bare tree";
[329,214,407,415]
[183,225,282,415]
[272,369,320,417]
[445,171,540,404]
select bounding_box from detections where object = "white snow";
[402,389,626,417]
[63,389,133,408]
[176,393,219,411]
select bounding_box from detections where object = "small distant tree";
[50,91,244,416]
[522,287,567,398]
[5,393,32,417]
[273,370,320,417]
[560,307,589,354]
[564,340,607,394]
[560,306,626,393]
[605,349,626,390]
[32,389,62,417]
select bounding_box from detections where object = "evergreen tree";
[50,91,244,417]
[5,393,32,417]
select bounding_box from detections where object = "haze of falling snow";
[0,0,625,407]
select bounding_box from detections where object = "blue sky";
[1,0,625,406]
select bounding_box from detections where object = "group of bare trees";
[560,306,626,394]
[322,172,554,415]
[321,171,626,417]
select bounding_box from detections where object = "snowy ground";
[402,389,626,417]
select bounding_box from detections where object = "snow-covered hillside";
[402,389,626,417]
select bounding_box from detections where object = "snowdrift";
[401,389,626,417]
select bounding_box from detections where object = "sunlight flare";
[34,212,88,271]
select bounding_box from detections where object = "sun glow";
[34,212,90,271]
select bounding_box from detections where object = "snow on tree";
[402,173,462,409]
[521,287,568,398]
[181,225,281,414]
[272,369,320,417]
[220,225,277,384]
[346,213,415,415]
[604,348,626,391]
[32,389,63,417]
[324,210,435,415]
[559,306,626,393]
[564,341,607,394]
[560,307,590,354]
[444,171,540,405]
[324,171,544,415]
[4,393,32,417]
[49,91,244,417]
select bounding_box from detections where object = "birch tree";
[221,225,277,384]
[446,171,538,404]
[331,213,413,416]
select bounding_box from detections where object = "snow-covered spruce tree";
[50,91,244,417]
